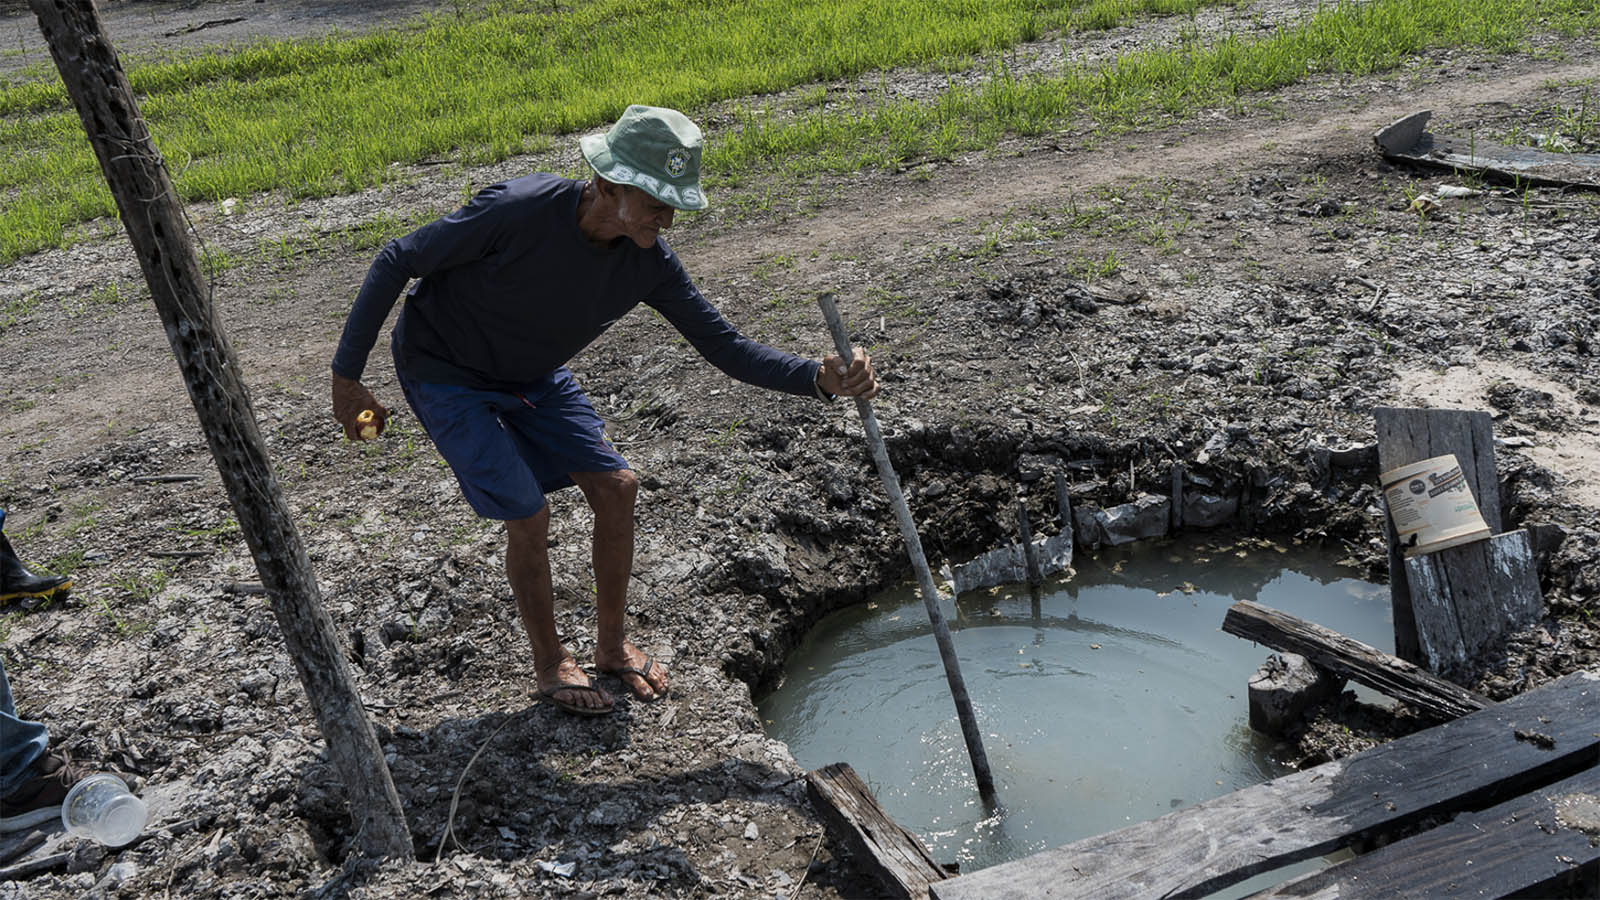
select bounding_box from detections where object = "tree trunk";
[29,0,412,861]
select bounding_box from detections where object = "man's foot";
[536,657,613,716]
[597,642,670,701]
[0,751,91,832]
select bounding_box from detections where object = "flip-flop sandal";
[600,656,667,701]
[537,682,613,717]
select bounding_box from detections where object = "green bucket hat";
[580,105,708,211]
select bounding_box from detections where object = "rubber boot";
[0,533,71,602]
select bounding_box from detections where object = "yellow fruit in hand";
[356,409,378,440]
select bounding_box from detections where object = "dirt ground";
[1,2,1598,898]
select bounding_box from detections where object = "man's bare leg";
[505,509,612,712]
[572,469,670,700]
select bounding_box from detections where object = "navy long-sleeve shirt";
[330,174,819,397]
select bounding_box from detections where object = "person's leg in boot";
[505,510,613,715]
[574,470,669,701]
[0,657,89,832]
[0,510,72,604]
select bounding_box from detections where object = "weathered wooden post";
[30,0,412,859]
[817,293,997,807]
[1374,408,1501,662]
[1054,471,1071,533]
[1169,463,1184,534]
[1015,500,1042,589]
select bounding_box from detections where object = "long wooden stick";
[817,293,997,806]
[31,0,412,859]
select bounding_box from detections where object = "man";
[331,105,877,716]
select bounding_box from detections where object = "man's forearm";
[330,240,412,380]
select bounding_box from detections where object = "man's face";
[614,185,676,248]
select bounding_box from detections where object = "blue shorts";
[397,368,628,520]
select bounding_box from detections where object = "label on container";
[1380,454,1491,557]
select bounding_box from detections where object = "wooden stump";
[1246,653,1344,735]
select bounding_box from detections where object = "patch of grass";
[707,416,746,448]
[169,516,241,543]
[0,290,44,329]
[339,211,433,252]
[43,548,86,576]
[1499,82,1597,151]
[61,501,103,539]
[1,0,1218,263]
[3,0,1597,264]
[66,281,140,319]
[100,564,171,634]
[752,253,796,281]
[1068,249,1124,280]
[718,0,1600,176]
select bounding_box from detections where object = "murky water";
[759,535,1391,881]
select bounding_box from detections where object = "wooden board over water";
[806,763,954,900]
[1245,765,1600,899]
[931,670,1600,900]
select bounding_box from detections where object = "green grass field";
[2,0,1595,264]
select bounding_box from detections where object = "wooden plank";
[1243,765,1600,899]
[1398,552,1470,673]
[1222,601,1490,720]
[930,671,1600,900]
[1374,406,1501,668]
[1375,110,1600,190]
[1405,530,1543,676]
[807,763,952,900]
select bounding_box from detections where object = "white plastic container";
[61,773,147,847]
[1380,454,1491,557]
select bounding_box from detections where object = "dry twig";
[787,830,827,900]
[433,710,527,863]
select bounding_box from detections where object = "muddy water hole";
[760,537,1393,871]
[0,2,1598,899]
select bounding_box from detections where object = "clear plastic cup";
[61,773,147,847]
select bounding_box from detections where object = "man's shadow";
[293,700,851,894]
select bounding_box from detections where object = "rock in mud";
[1074,493,1170,547]
[1183,492,1240,529]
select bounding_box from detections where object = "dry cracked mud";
[1,2,1597,898]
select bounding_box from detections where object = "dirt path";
[0,0,448,74]
[705,59,1600,272]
